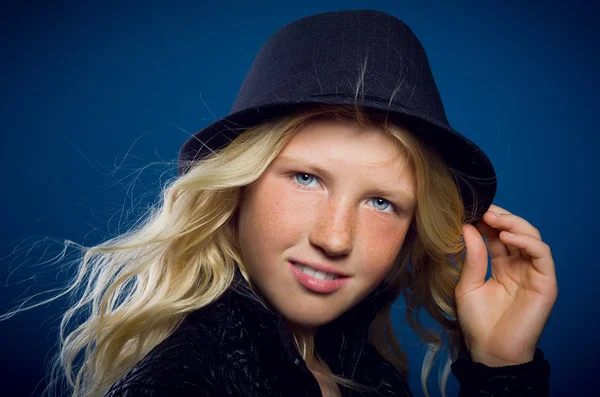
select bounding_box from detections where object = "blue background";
[1,1,597,396]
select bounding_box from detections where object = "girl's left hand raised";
[455,204,558,367]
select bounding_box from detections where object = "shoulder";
[104,308,222,397]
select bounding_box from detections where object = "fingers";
[466,205,558,301]
[477,205,542,258]
[486,205,542,240]
[475,219,511,257]
[456,223,488,298]
[498,231,558,286]
[483,212,521,256]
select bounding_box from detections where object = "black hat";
[178,9,497,226]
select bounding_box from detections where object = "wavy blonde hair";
[1,103,482,397]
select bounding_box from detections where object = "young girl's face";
[237,119,416,328]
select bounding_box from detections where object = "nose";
[308,197,354,257]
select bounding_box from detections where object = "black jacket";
[104,269,551,396]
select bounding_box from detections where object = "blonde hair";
[1,104,482,397]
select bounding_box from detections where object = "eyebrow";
[276,155,416,202]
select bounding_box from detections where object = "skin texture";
[237,119,416,332]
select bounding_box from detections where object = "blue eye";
[293,172,396,214]
[370,197,393,212]
[294,173,319,187]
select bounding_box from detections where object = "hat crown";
[232,9,448,125]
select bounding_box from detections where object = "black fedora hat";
[177,9,497,226]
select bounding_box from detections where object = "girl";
[4,9,557,397]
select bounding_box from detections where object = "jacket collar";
[216,267,397,377]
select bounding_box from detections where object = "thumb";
[456,224,488,299]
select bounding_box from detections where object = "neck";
[288,319,315,331]
[284,321,322,369]
[285,321,317,345]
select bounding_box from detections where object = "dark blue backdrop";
[1,1,597,396]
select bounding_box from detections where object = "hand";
[455,204,558,367]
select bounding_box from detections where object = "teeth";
[301,266,315,277]
[295,263,339,280]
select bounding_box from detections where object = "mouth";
[291,262,345,280]
[289,261,351,294]
[288,258,351,278]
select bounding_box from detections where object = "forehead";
[275,119,416,197]
[281,119,412,174]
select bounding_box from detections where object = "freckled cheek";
[259,187,311,233]
[247,186,311,263]
[360,223,407,279]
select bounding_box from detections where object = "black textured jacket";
[104,269,551,396]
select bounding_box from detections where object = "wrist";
[471,350,535,367]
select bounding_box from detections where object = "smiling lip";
[288,258,351,277]
[289,262,351,294]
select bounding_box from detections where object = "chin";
[277,302,347,329]
[284,314,336,329]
